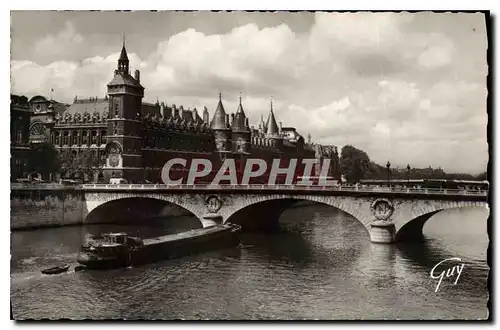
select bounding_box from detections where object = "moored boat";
[41,264,71,275]
[77,223,241,270]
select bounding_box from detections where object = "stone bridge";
[82,184,489,244]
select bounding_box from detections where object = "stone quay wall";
[11,184,192,230]
[11,184,86,230]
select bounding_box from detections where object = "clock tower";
[104,37,144,183]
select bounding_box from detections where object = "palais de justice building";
[24,41,340,184]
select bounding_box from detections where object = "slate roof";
[66,99,108,116]
[210,94,228,130]
[266,107,279,136]
[107,72,143,88]
[232,97,248,132]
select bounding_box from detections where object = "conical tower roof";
[210,92,228,130]
[265,100,279,136]
[232,94,248,132]
[119,45,129,62]
[119,34,129,62]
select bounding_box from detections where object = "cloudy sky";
[10,11,488,174]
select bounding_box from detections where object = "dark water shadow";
[238,202,368,272]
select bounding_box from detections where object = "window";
[63,131,69,145]
[114,102,119,117]
[16,130,22,144]
[72,132,78,145]
[100,130,106,144]
[82,131,88,145]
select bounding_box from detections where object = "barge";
[77,223,241,270]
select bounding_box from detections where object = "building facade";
[22,41,341,184]
[10,94,31,181]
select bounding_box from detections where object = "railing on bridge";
[80,183,489,196]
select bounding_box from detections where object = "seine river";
[11,204,489,320]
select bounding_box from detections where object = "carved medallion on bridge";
[205,195,222,213]
[370,198,394,221]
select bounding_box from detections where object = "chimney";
[245,118,249,128]
[230,113,235,125]
[279,121,282,132]
[225,114,230,127]
[135,70,140,83]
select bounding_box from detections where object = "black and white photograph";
[9,10,490,320]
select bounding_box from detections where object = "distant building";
[10,94,31,181]
[22,39,341,183]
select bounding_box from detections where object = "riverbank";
[10,184,191,231]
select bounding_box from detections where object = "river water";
[10,204,489,320]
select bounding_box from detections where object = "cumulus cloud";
[10,12,488,174]
[33,21,85,62]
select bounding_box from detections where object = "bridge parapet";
[80,183,488,199]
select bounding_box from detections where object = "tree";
[58,151,75,179]
[475,171,488,181]
[340,145,371,184]
[76,150,100,182]
[27,142,60,180]
[58,150,100,182]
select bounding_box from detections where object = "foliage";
[27,142,60,179]
[340,145,371,184]
[339,145,487,182]
[58,149,100,182]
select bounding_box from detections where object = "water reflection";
[11,204,488,320]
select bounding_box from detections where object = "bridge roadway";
[76,184,489,244]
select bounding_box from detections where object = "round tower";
[265,99,283,149]
[231,94,251,154]
[210,93,232,157]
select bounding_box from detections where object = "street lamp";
[406,164,411,185]
[386,161,391,187]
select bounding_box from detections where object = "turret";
[192,107,199,122]
[259,114,266,134]
[210,92,231,154]
[134,70,140,83]
[231,94,251,154]
[203,106,210,124]
[265,98,283,149]
[265,99,279,137]
[117,34,129,74]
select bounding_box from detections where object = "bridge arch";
[394,201,488,242]
[222,194,374,234]
[83,192,209,227]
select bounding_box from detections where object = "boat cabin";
[103,232,128,245]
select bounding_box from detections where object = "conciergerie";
[160,158,336,186]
